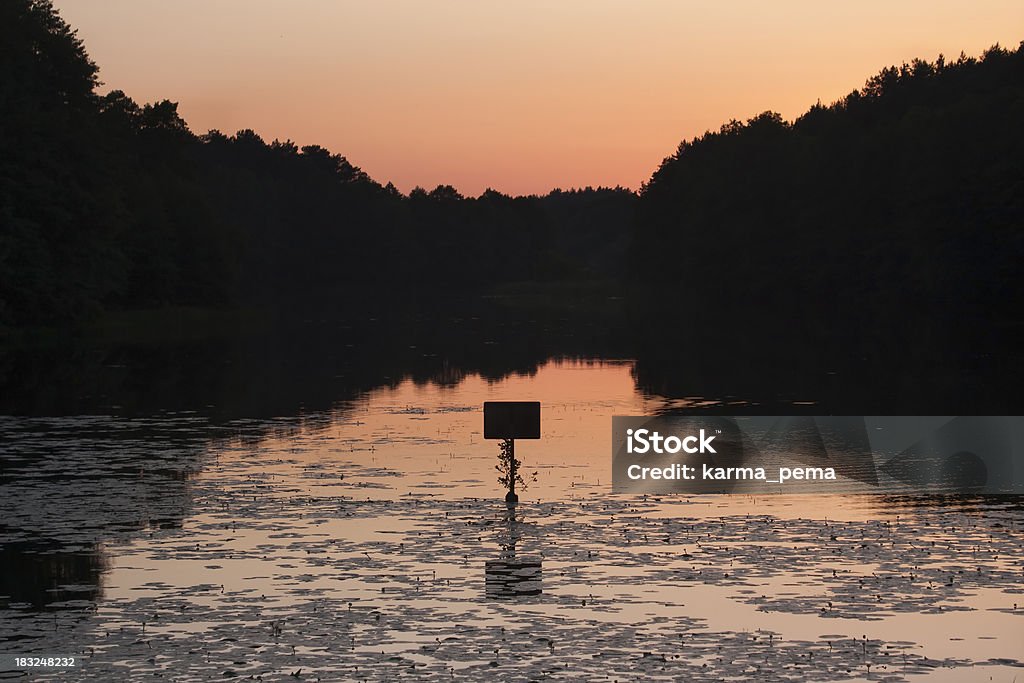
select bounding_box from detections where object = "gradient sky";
[54,1,1023,196]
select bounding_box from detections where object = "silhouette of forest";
[2,0,1022,333]
[0,1,634,326]
[634,45,1024,326]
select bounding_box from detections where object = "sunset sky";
[54,1,1023,196]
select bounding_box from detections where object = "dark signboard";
[484,401,541,439]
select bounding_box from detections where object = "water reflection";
[3,292,1023,421]
[1,295,1023,679]
[0,545,107,610]
[485,506,542,600]
[0,414,209,645]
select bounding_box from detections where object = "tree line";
[0,0,634,326]
[2,0,1022,331]
[633,44,1024,327]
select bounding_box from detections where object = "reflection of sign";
[484,401,540,439]
[485,559,542,599]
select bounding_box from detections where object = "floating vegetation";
[2,384,1023,680]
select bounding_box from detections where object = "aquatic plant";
[495,438,537,503]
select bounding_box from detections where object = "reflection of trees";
[0,545,109,609]
[4,281,1022,425]
[627,295,1024,415]
[0,293,625,420]
[0,417,206,611]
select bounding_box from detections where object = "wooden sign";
[484,401,541,439]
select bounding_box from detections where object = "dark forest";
[2,0,1022,331]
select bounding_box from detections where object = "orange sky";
[54,0,1023,196]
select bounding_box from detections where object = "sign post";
[484,401,541,504]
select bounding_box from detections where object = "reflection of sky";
[252,359,660,500]
[108,361,1023,663]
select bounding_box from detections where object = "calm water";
[1,358,1022,681]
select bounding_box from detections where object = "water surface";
[2,359,1022,681]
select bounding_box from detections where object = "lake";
[1,298,1022,680]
